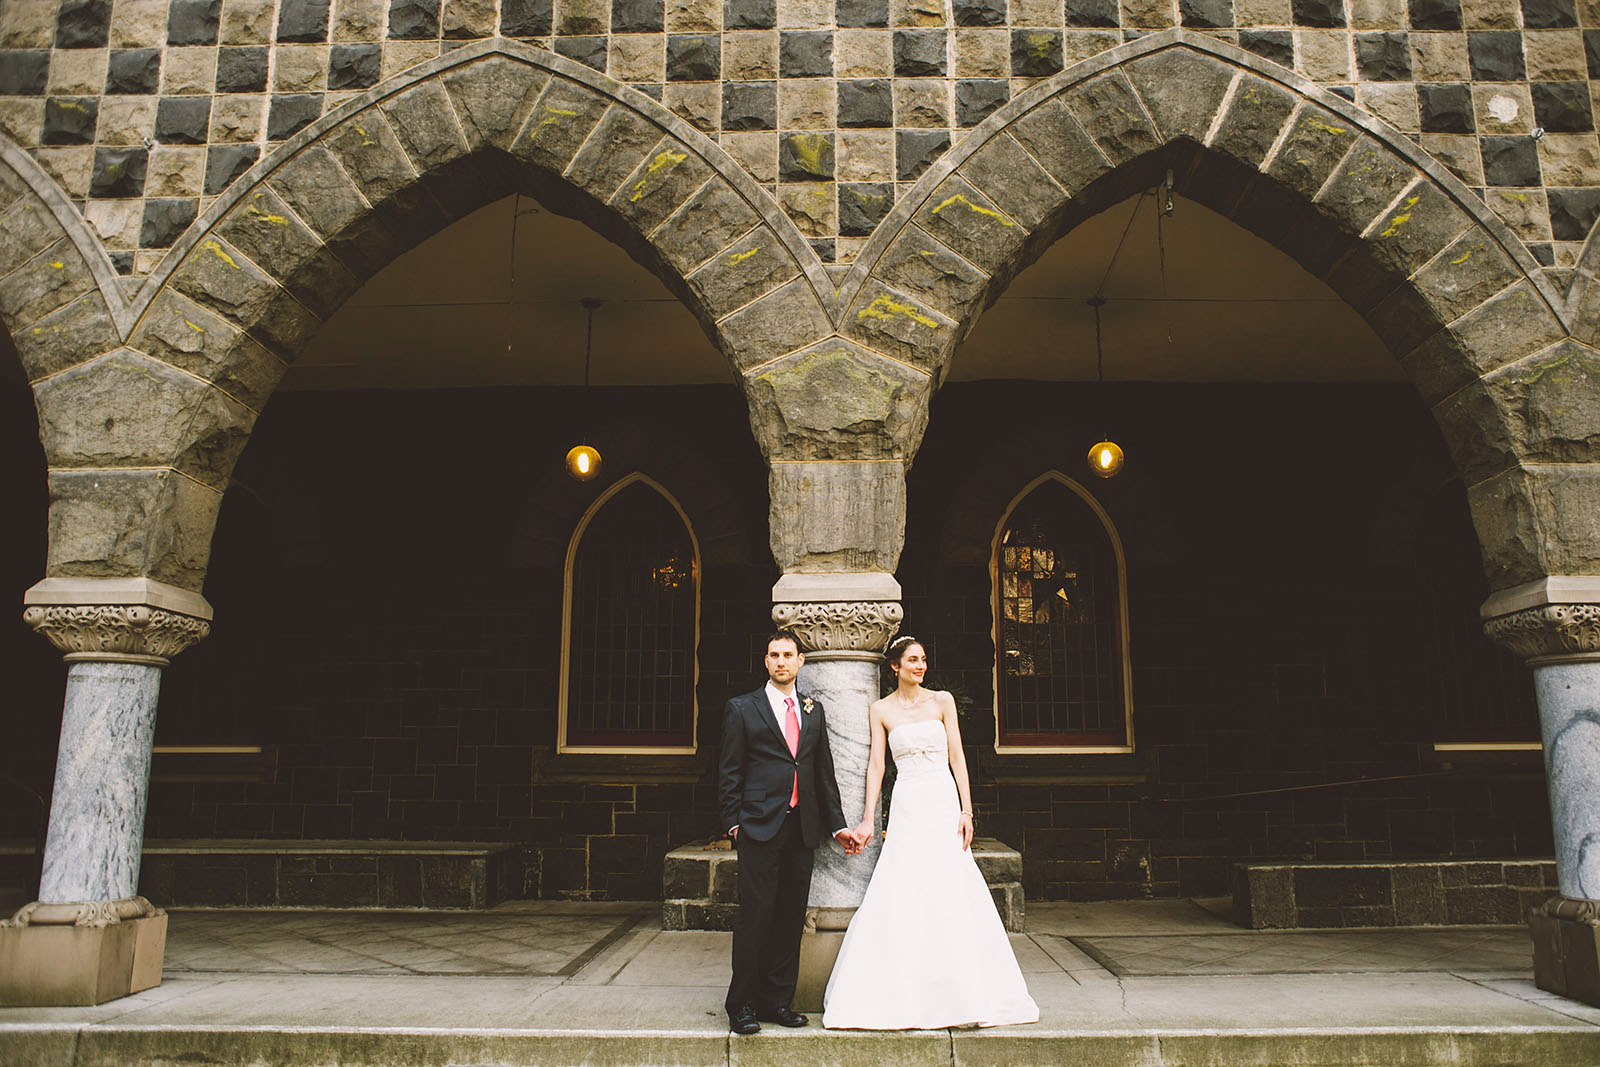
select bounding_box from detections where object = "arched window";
[559,475,700,753]
[992,473,1133,753]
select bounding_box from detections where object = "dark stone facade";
[0,378,1549,903]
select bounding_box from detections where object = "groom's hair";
[765,629,805,654]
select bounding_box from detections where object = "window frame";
[557,472,702,755]
[990,471,1135,755]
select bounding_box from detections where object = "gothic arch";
[839,29,1600,592]
[18,38,833,593]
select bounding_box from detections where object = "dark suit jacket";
[718,688,847,848]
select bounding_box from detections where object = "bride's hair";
[885,635,922,666]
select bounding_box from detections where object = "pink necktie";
[784,696,800,807]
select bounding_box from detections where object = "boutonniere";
[801,698,815,715]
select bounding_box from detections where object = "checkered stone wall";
[1,0,1597,269]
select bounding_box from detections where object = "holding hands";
[835,826,869,854]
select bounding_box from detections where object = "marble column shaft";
[1484,598,1600,904]
[39,661,163,904]
[1533,661,1600,900]
[801,657,885,907]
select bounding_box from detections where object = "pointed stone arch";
[18,38,835,594]
[836,29,1600,591]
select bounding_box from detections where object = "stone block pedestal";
[1530,900,1600,1008]
[663,836,1025,932]
[0,910,167,1006]
[794,905,853,1013]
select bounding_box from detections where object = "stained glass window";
[565,480,698,749]
[995,477,1129,748]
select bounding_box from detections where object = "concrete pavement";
[4,898,1600,1065]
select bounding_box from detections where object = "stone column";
[1483,579,1600,1008]
[772,573,903,907]
[1,578,210,1006]
[773,573,902,1012]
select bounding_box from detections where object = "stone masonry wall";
[1,0,1598,270]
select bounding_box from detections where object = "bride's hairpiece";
[886,635,919,660]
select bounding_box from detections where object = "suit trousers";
[726,810,812,1015]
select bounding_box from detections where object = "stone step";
[7,1024,1600,1066]
[662,836,1025,932]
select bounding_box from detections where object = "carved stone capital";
[1483,604,1600,664]
[22,604,210,665]
[771,600,903,656]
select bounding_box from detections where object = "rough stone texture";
[841,278,956,368]
[958,132,1066,230]
[45,468,224,589]
[651,178,764,274]
[767,459,907,570]
[1062,70,1162,165]
[1313,136,1420,236]
[875,221,989,324]
[744,339,931,458]
[1125,47,1234,142]
[686,227,802,317]
[720,275,831,365]
[442,56,552,151]
[913,174,1027,278]
[128,290,288,409]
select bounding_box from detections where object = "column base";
[793,905,855,1013]
[1530,897,1600,1008]
[0,899,167,1006]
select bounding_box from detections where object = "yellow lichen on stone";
[203,240,239,269]
[1450,249,1474,265]
[529,106,578,142]
[727,247,759,266]
[246,194,288,225]
[857,293,939,329]
[184,319,205,333]
[630,149,688,201]
[787,134,830,176]
[353,124,377,147]
[1380,196,1420,238]
[930,193,1014,226]
[49,261,64,270]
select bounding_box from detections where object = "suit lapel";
[752,690,788,753]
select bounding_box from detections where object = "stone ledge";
[134,840,516,910]
[1232,859,1559,929]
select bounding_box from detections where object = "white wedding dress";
[822,719,1039,1030]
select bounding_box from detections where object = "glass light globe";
[565,444,601,481]
[1087,440,1124,478]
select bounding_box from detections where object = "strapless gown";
[822,718,1039,1030]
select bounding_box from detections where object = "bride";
[822,636,1039,1030]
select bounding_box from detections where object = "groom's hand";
[834,829,859,854]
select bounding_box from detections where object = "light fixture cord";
[583,300,595,389]
[504,193,520,355]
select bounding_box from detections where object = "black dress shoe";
[756,1006,808,1027]
[729,1005,761,1034]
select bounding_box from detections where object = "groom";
[718,629,860,1034]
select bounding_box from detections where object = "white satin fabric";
[822,719,1040,1030]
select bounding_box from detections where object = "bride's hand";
[853,820,874,848]
[957,811,973,851]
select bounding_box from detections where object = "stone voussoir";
[1007,96,1113,201]
[719,275,833,368]
[1208,72,1300,169]
[213,186,361,319]
[512,76,612,178]
[441,55,553,152]
[566,108,669,204]
[608,138,715,240]
[0,196,67,277]
[0,237,100,331]
[45,468,224,590]
[651,178,764,276]
[912,175,1027,280]
[874,222,990,325]
[377,78,472,175]
[956,131,1066,232]
[1124,45,1236,144]
[1060,69,1163,166]
[1313,137,1422,239]
[129,289,287,411]
[686,226,802,320]
[1407,229,1526,327]
[169,233,321,360]
[1360,180,1475,280]
[1265,103,1360,201]
[13,291,119,382]
[840,277,956,371]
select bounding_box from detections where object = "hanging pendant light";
[565,298,602,482]
[1086,296,1124,479]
